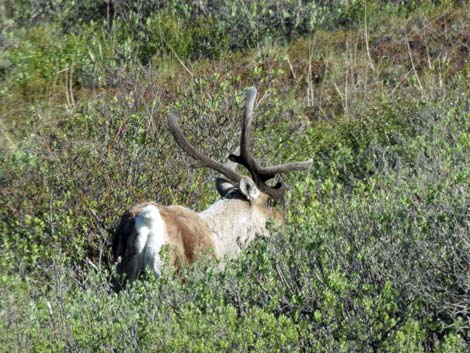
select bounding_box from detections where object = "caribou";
[112,87,312,287]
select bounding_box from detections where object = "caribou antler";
[167,114,243,182]
[228,87,312,201]
[168,87,312,203]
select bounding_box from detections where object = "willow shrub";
[2,73,468,352]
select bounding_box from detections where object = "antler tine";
[229,87,262,177]
[241,87,257,167]
[167,113,243,183]
[259,159,313,176]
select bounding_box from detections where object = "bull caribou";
[112,87,311,287]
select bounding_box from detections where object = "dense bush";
[1,1,469,352]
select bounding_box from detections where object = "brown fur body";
[113,202,216,282]
[112,178,283,288]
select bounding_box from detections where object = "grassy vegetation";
[1,0,469,352]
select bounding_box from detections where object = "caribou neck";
[198,199,267,260]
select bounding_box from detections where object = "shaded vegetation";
[1,1,469,352]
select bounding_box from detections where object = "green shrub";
[1,2,469,352]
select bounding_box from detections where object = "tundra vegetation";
[0,1,469,352]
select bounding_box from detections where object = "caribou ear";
[239,176,260,202]
[216,177,236,197]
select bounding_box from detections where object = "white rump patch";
[134,204,166,278]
